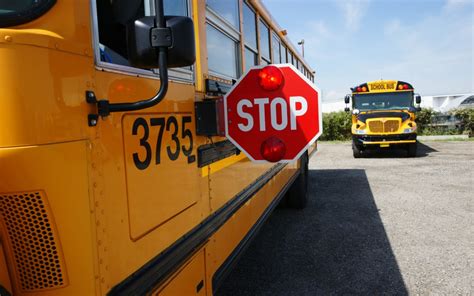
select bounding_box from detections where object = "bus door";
[90,0,209,292]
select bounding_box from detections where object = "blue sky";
[262,0,473,101]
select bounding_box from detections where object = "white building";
[421,93,474,112]
[322,100,346,113]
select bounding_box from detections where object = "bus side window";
[206,0,241,80]
[95,0,188,67]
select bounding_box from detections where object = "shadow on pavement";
[362,141,437,158]
[217,169,408,296]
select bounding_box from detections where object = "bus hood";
[357,111,411,123]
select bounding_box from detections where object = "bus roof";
[351,80,414,93]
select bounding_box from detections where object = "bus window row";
[206,0,315,82]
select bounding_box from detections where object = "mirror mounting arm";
[87,0,170,125]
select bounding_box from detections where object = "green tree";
[415,108,435,134]
[450,108,474,135]
[320,111,352,141]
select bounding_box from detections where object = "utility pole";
[298,39,305,57]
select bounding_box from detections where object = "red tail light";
[403,84,409,89]
[260,136,286,162]
[258,66,284,91]
[356,87,362,92]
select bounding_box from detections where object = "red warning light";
[258,66,284,91]
[260,136,286,162]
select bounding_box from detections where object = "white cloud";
[322,90,347,102]
[336,0,371,31]
[308,20,331,38]
[374,13,473,94]
[384,19,401,36]
[444,0,473,11]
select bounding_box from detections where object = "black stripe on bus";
[0,285,12,296]
[107,163,288,296]
[197,140,240,168]
[212,169,300,294]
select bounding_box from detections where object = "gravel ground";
[218,141,473,295]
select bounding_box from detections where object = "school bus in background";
[0,0,317,295]
[345,80,422,158]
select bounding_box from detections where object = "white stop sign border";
[224,63,323,163]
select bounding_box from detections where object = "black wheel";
[286,152,309,209]
[407,142,417,157]
[352,140,362,158]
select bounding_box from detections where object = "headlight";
[403,126,417,133]
[356,129,367,134]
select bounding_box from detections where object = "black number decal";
[132,117,152,170]
[181,116,195,163]
[132,115,195,169]
[166,116,180,161]
[150,117,165,164]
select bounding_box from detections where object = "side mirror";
[415,94,421,104]
[344,107,350,112]
[127,16,196,69]
[416,106,421,112]
[344,94,351,104]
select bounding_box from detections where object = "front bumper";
[353,133,417,145]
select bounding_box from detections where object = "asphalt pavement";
[218,141,473,295]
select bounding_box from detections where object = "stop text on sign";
[237,96,308,132]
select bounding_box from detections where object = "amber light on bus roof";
[395,81,413,90]
[351,83,369,93]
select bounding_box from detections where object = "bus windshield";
[353,92,413,111]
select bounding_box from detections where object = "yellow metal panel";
[122,113,201,240]
[0,141,96,296]
[0,44,93,147]
[155,250,207,296]
[0,1,92,56]
[201,153,247,177]
[91,71,210,293]
[208,157,272,213]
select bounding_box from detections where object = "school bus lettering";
[371,83,386,90]
[132,115,195,170]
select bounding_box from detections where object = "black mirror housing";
[344,95,351,104]
[127,16,196,69]
[415,95,421,104]
[344,107,350,112]
[416,106,421,112]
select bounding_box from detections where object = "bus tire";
[286,152,309,209]
[352,140,363,158]
[407,142,417,157]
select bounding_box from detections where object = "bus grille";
[0,191,67,292]
[367,119,400,133]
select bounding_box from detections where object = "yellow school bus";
[0,0,316,295]
[345,80,421,158]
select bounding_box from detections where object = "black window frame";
[0,0,56,27]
